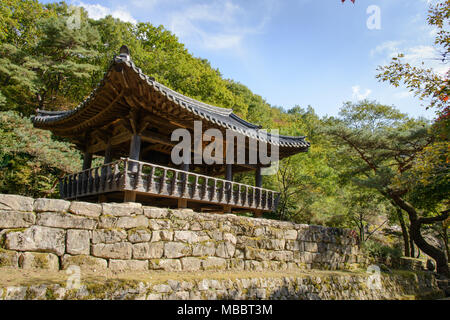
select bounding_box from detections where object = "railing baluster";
[243,186,248,206]
[86,170,91,194]
[68,176,72,198]
[135,163,142,190]
[261,190,267,209]
[59,178,64,198]
[171,171,177,195]
[147,166,154,192]
[182,173,189,198]
[159,168,167,194]
[113,162,119,188]
[192,176,198,199]
[211,179,217,202]
[77,172,81,196]
[225,181,230,204]
[201,178,207,200]
[94,168,99,192]
[58,158,281,212]
[237,185,242,205]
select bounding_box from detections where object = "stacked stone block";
[0,194,367,272]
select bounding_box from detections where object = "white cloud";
[370,41,403,58]
[394,90,414,99]
[75,1,137,24]
[72,0,274,52]
[352,85,372,100]
[372,41,448,76]
[166,0,274,51]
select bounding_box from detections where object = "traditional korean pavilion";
[32,46,310,215]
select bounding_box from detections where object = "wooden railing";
[59,158,280,212]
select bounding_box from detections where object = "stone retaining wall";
[0,271,442,300]
[0,194,367,273]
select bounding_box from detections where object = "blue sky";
[43,0,447,119]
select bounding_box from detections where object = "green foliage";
[403,141,450,211]
[375,0,449,223]
[325,101,433,197]
[0,111,81,197]
[376,0,449,133]
[0,0,444,267]
[0,2,100,115]
[362,239,402,261]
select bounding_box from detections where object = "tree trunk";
[440,223,449,261]
[389,192,449,277]
[410,219,448,275]
[396,208,410,257]
[409,229,415,257]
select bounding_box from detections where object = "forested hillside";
[0,1,448,275]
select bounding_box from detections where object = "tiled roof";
[33,46,310,150]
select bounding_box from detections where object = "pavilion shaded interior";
[32,46,310,215]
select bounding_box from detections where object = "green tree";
[0,2,100,115]
[376,0,449,117]
[0,111,82,197]
[325,101,449,276]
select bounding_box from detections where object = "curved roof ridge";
[32,46,310,150]
[115,53,233,117]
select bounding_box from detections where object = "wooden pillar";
[178,163,189,209]
[104,143,112,164]
[225,164,233,181]
[128,134,141,172]
[129,134,141,160]
[124,134,141,202]
[82,152,92,170]
[255,165,262,188]
[102,143,113,178]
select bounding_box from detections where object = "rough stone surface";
[0,195,34,212]
[174,231,199,244]
[36,212,97,230]
[164,242,191,259]
[109,259,148,272]
[116,216,148,229]
[0,249,19,267]
[102,202,143,216]
[0,196,368,273]
[180,257,202,271]
[0,211,35,228]
[202,257,227,270]
[143,207,168,219]
[92,229,127,244]
[34,198,70,212]
[66,230,90,255]
[128,229,152,243]
[61,254,107,271]
[19,252,59,270]
[69,202,102,218]
[91,242,132,260]
[152,259,182,271]
[133,242,164,259]
[2,271,440,300]
[5,226,65,256]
